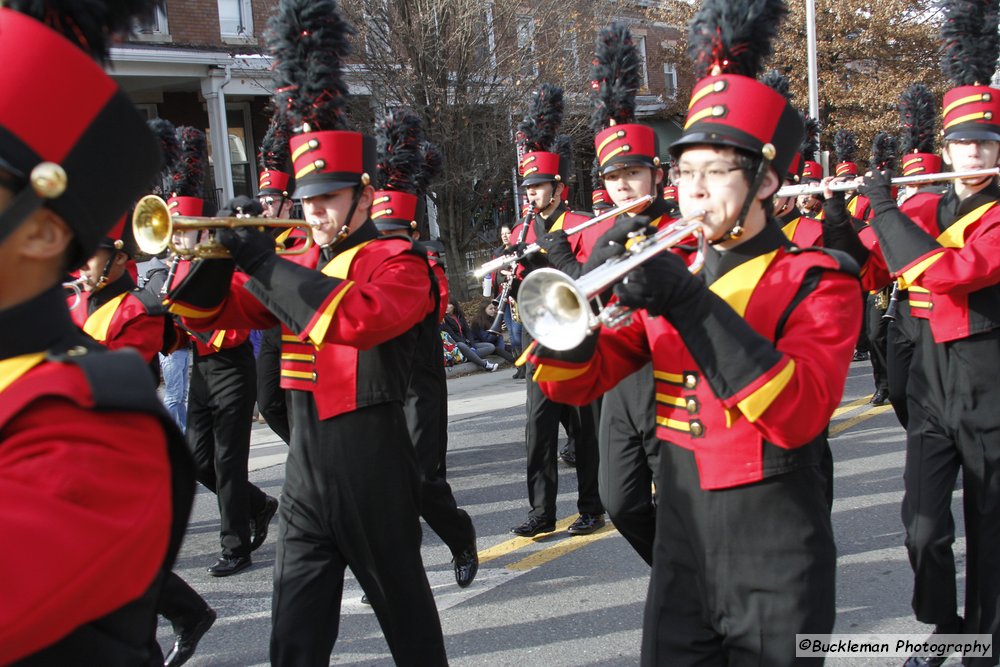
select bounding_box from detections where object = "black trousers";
[642,444,836,666]
[866,293,890,393]
[524,360,603,520]
[188,341,266,559]
[598,364,659,565]
[158,572,208,634]
[855,291,871,355]
[901,323,1000,665]
[257,326,290,445]
[403,338,475,556]
[887,298,917,429]
[270,396,446,667]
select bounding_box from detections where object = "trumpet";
[132,195,315,259]
[774,167,1000,198]
[472,194,653,279]
[518,210,707,351]
[63,276,88,310]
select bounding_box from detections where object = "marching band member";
[855,0,1000,661]
[527,1,862,662]
[0,2,194,662]
[256,114,296,445]
[371,108,479,589]
[164,1,447,662]
[508,84,606,537]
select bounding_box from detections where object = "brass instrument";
[472,194,654,279]
[775,167,1000,199]
[132,195,315,259]
[518,210,707,351]
[63,276,88,310]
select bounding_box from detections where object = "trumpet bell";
[133,194,173,255]
[517,268,593,351]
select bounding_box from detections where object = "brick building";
[108,0,690,215]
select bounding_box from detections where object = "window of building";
[134,3,169,40]
[517,15,537,78]
[218,0,253,38]
[637,35,650,90]
[663,63,678,99]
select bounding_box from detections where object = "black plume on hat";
[687,0,789,79]
[761,69,792,101]
[552,135,574,181]
[267,0,354,132]
[870,132,899,172]
[7,0,161,64]
[590,157,603,190]
[258,113,291,172]
[941,0,1000,86]
[833,129,857,164]
[517,83,564,153]
[416,140,444,195]
[589,23,642,133]
[375,108,425,194]
[171,126,207,198]
[800,115,821,163]
[147,117,179,195]
[898,83,937,154]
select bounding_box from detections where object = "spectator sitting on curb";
[441,300,499,372]
[471,301,516,364]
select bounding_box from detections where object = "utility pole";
[806,0,820,121]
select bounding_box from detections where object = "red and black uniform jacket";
[69,273,175,363]
[527,221,862,490]
[864,182,1000,343]
[166,220,436,420]
[779,209,824,248]
[0,286,193,664]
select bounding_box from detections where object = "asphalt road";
[160,359,967,666]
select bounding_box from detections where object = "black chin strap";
[321,184,364,254]
[709,145,776,246]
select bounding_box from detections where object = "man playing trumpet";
[524,1,862,663]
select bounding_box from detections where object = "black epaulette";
[48,342,165,415]
[786,245,861,278]
[131,286,166,316]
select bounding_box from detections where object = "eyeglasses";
[669,164,743,186]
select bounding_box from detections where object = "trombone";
[132,195,315,259]
[518,210,707,351]
[774,167,1000,198]
[472,194,654,279]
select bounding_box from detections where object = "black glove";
[581,216,653,274]
[857,169,897,215]
[536,230,577,272]
[217,225,277,276]
[612,250,699,318]
[513,241,549,272]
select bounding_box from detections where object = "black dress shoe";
[567,513,606,535]
[852,350,869,362]
[512,367,526,379]
[164,606,216,667]
[453,545,479,588]
[869,389,889,406]
[250,496,279,551]
[558,446,576,466]
[511,517,556,537]
[360,594,371,605]
[207,555,251,577]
